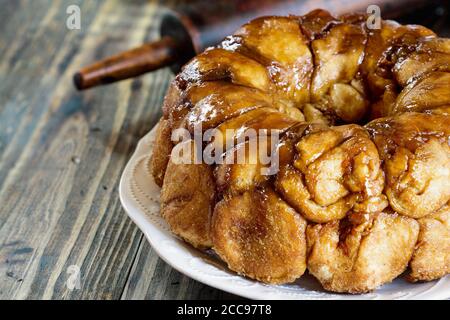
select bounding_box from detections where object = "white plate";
[119,125,450,300]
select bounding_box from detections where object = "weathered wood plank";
[0,0,159,299]
[0,0,102,192]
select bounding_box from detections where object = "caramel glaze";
[150,9,450,292]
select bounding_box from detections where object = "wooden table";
[0,0,448,300]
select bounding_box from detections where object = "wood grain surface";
[0,0,448,300]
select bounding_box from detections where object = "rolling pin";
[74,0,433,90]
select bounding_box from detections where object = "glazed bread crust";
[150,9,450,293]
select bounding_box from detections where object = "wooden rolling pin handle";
[73,36,178,90]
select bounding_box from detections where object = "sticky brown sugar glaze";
[151,9,450,293]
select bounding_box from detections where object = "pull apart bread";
[150,9,450,293]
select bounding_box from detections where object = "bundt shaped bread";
[150,9,450,293]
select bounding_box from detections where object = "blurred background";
[0,0,449,300]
